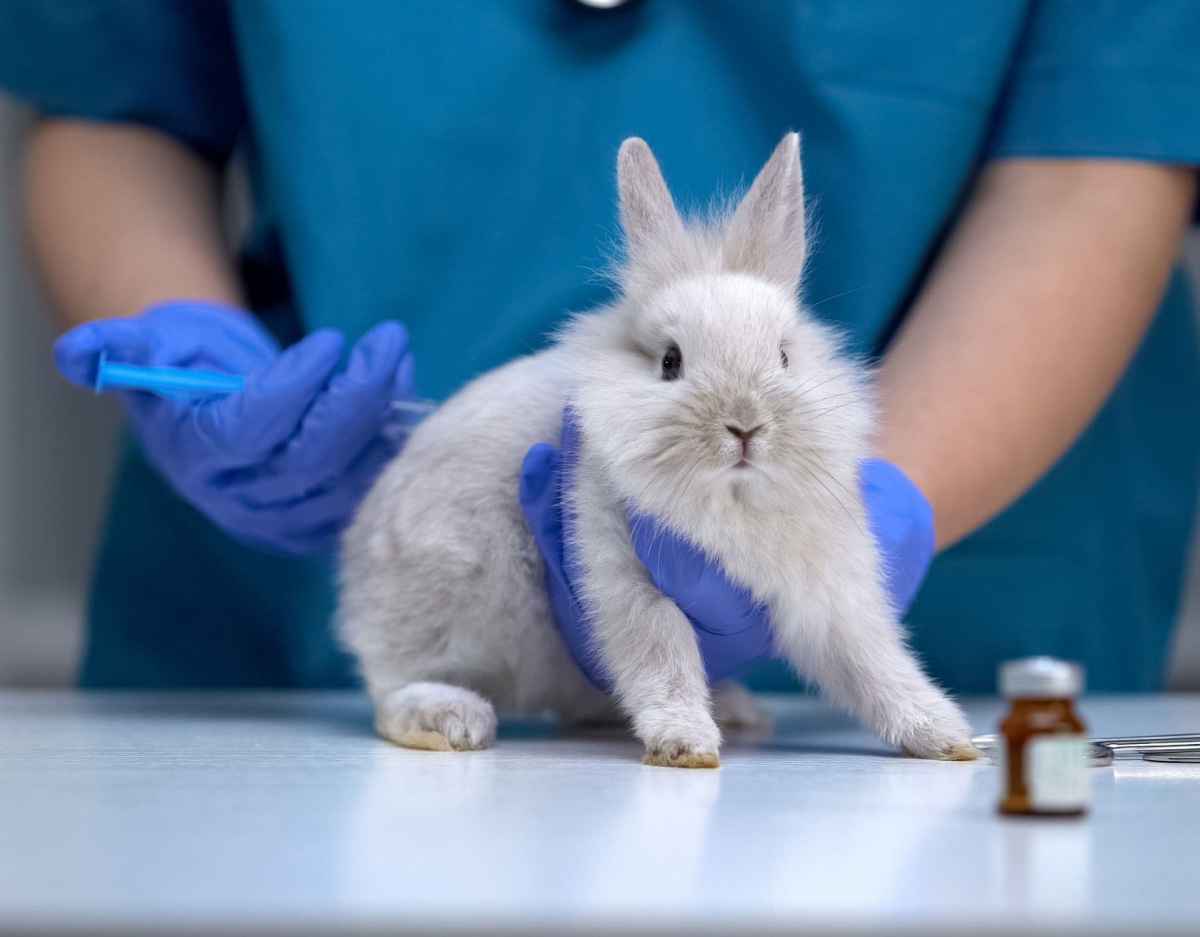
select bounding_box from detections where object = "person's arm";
[24,118,241,327]
[877,158,1197,550]
[28,118,417,556]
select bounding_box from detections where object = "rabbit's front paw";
[375,682,497,752]
[639,711,721,769]
[891,697,979,762]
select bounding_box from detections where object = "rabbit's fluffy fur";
[339,134,977,767]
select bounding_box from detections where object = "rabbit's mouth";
[730,454,769,476]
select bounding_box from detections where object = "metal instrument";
[972,732,1200,767]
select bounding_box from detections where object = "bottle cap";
[1000,657,1084,698]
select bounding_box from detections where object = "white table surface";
[1,691,1197,936]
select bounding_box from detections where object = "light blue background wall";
[1,94,1197,688]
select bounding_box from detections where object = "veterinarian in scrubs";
[2,2,1197,692]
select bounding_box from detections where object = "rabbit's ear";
[617,138,687,281]
[723,132,807,292]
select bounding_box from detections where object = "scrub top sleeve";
[0,1,245,163]
[987,0,1200,169]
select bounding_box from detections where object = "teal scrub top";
[3,1,1198,692]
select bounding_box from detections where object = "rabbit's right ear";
[617,138,688,293]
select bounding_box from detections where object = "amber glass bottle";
[998,658,1089,817]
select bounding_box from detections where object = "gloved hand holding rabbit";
[519,413,937,689]
[338,133,977,767]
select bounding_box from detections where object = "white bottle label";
[1026,735,1089,810]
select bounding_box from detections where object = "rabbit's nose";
[725,423,764,442]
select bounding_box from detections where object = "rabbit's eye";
[780,347,789,369]
[661,344,683,381]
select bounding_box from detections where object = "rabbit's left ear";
[723,132,807,292]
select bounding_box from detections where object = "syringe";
[92,352,436,433]
[94,351,246,399]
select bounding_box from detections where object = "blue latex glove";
[518,411,935,690]
[54,301,415,555]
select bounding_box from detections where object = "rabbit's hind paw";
[376,682,497,752]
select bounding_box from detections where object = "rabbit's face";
[572,133,870,519]
[632,273,804,475]
[582,271,868,516]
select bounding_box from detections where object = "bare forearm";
[24,119,241,329]
[878,159,1196,549]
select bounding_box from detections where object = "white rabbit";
[338,133,978,767]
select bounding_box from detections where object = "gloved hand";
[518,411,936,689]
[54,300,415,555]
